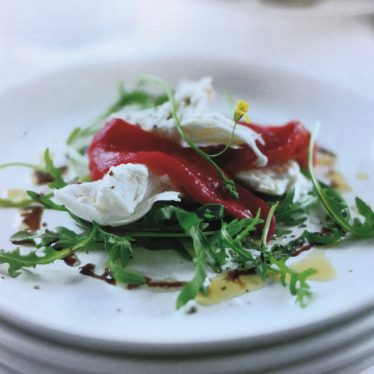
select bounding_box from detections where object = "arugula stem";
[261,202,278,249]
[0,162,45,172]
[308,124,352,233]
[208,120,240,158]
[74,225,98,250]
[0,197,35,208]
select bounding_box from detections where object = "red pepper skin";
[221,121,312,175]
[89,119,275,236]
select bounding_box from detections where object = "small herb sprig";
[275,189,318,227]
[308,125,374,239]
[208,99,250,158]
[66,84,168,176]
[259,203,317,307]
[67,84,168,146]
[0,149,66,208]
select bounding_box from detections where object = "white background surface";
[0,0,374,96]
[0,0,373,373]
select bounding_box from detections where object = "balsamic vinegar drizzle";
[20,206,43,232]
[79,263,186,289]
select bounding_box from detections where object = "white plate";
[0,57,374,351]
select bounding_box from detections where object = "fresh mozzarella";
[113,77,214,141]
[181,113,267,166]
[235,160,312,200]
[113,77,267,167]
[54,164,180,226]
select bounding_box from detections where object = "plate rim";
[0,57,374,349]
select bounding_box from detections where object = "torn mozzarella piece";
[113,77,214,141]
[235,160,312,200]
[113,77,267,167]
[54,164,180,226]
[182,113,267,166]
[174,76,215,113]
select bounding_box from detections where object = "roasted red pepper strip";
[221,121,312,175]
[89,119,275,236]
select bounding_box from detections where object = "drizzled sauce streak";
[20,206,43,231]
[79,263,116,285]
[79,263,186,289]
[225,268,256,281]
[146,279,186,289]
[317,146,336,158]
[127,279,186,289]
[291,243,312,257]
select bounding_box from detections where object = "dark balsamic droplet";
[79,263,116,285]
[20,206,43,231]
[63,253,80,267]
[291,244,312,257]
[225,268,257,281]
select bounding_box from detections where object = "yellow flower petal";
[233,99,250,123]
[235,99,249,115]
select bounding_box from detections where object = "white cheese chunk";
[54,164,180,226]
[113,77,267,167]
[181,113,267,166]
[235,160,312,200]
[113,77,214,141]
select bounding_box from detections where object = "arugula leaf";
[103,233,133,267]
[351,197,374,235]
[217,216,260,263]
[270,256,316,307]
[67,85,168,146]
[195,204,225,221]
[308,127,374,238]
[144,205,210,308]
[167,208,210,309]
[0,225,98,277]
[176,224,207,309]
[43,149,67,189]
[0,150,66,208]
[89,224,156,286]
[27,191,66,211]
[0,247,73,277]
[39,227,91,250]
[303,227,344,245]
[10,230,38,245]
[109,265,146,285]
[97,228,146,286]
[275,189,317,226]
[96,226,133,268]
[271,223,344,260]
[260,202,317,306]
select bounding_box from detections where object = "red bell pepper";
[221,121,312,175]
[89,119,276,236]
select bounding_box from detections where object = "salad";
[1,76,373,310]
